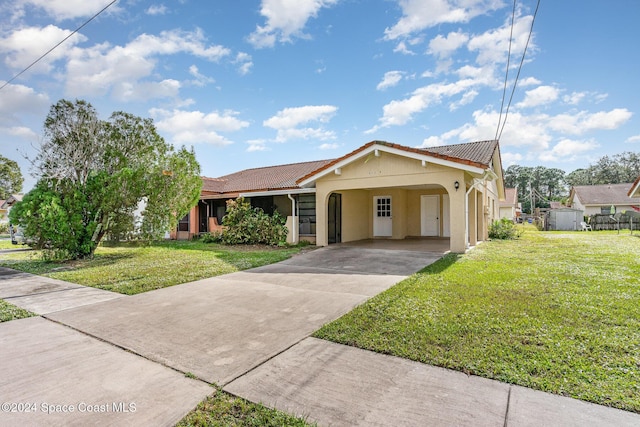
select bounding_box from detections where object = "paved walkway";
[1,245,639,426]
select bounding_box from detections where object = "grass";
[0,240,17,250]
[0,240,302,295]
[0,299,36,323]
[314,229,640,413]
[177,388,314,427]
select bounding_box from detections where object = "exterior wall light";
[454,181,460,191]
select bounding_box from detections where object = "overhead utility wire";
[495,0,542,142]
[0,0,118,92]
[494,0,518,142]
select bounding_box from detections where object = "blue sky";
[1,0,639,191]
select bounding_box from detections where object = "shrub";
[221,198,288,246]
[488,218,521,240]
[200,231,223,243]
[0,222,8,234]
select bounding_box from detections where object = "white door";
[421,195,440,236]
[442,194,450,237]
[373,196,392,237]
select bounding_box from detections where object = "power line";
[495,0,542,142]
[0,0,118,92]
[495,0,517,142]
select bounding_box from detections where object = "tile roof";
[572,183,637,205]
[202,159,334,195]
[422,140,498,167]
[201,140,500,196]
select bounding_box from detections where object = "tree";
[566,151,640,186]
[504,164,567,213]
[0,155,23,199]
[11,99,202,259]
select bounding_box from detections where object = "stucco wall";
[339,190,369,242]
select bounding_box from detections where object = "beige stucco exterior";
[311,149,500,253]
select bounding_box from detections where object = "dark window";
[178,213,189,232]
[250,196,275,215]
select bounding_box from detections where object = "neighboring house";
[568,183,640,215]
[0,200,7,223]
[177,139,505,253]
[0,194,23,223]
[499,188,521,221]
[629,176,640,199]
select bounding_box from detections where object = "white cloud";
[518,77,541,87]
[146,4,168,15]
[501,152,523,166]
[377,71,405,91]
[18,0,121,21]
[548,108,633,134]
[247,0,338,48]
[234,52,253,75]
[626,135,640,144]
[428,30,469,58]
[467,14,534,66]
[563,91,586,105]
[0,82,50,116]
[385,0,503,40]
[393,41,416,55]
[246,139,269,152]
[0,25,85,73]
[318,143,339,150]
[419,136,446,147]
[264,105,338,142]
[64,29,231,100]
[449,89,478,110]
[367,79,477,132]
[539,139,600,162]
[150,108,249,146]
[517,85,559,108]
[112,79,181,102]
[188,65,215,87]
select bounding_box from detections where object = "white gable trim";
[298,143,485,188]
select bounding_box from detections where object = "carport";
[297,140,505,253]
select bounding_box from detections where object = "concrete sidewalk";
[226,337,640,427]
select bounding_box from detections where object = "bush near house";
[488,217,522,240]
[221,198,288,246]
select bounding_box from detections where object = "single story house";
[499,188,521,222]
[176,139,505,253]
[567,183,640,215]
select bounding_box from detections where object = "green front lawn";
[314,230,640,413]
[0,240,302,295]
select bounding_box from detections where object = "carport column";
[467,187,478,247]
[315,186,329,246]
[448,182,466,253]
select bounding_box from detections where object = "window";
[376,197,391,217]
[298,194,316,235]
[178,213,189,232]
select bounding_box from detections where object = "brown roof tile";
[202,159,334,195]
[500,188,518,206]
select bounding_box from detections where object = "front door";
[373,196,392,237]
[421,195,440,236]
